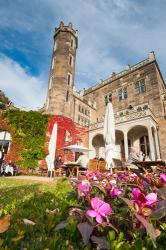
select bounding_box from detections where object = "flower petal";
[98,203,112,217]
[96,214,103,224]
[91,198,105,211]
[146,193,157,205]
[86,210,97,218]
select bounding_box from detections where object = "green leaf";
[108,230,115,241]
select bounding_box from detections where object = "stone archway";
[92,134,105,158]
[127,125,149,157]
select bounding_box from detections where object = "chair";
[54,167,65,177]
[112,158,126,172]
[88,159,99,171]
[98,160,107,172]
[38,166,48,176]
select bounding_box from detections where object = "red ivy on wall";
[46,115,88,162]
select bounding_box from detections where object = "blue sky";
[0,0,166,109]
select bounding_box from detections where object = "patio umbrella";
[48,123,58,176]
[103,102,115,173]
[63,144,91,153]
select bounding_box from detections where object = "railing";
[89,108,156,130]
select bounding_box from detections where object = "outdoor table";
[132,161,166,175]
[62,163,81,177]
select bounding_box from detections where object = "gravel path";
[5,175,56,182]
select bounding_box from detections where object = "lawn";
[0,174,166,250]
[0,177,79,250]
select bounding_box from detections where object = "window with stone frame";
[69,55,73,66]
[67,73,72,86]
[71,38,74,48]
[118,87,128,101]
[135,79,146,94]
[66,90,69,102]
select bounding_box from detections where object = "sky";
[0,0,166,110]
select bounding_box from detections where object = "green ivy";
[3,110,49,168]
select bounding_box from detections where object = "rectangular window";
[69,55,73,66]
[123,87,128,99]
[66,90,69,102]
[67,74,72,85]
[71,38,74,48]
[118,87,128,101]
[135,79,146,94]
[118,89,123,101]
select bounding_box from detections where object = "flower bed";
[56,171,166,249]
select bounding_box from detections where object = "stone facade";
[44,22,166,161]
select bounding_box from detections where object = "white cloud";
[0,0,166,102]
[0,54,47,110]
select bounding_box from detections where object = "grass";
[0,177,80,250]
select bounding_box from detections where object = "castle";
[44,22,166,161]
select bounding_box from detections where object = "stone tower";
[45,21,78,118]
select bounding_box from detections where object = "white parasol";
[63,144,91,153]
[47,123,57,176]
[103,102,115,173]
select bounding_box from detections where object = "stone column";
[154,128,161,160]
[124,131,129,160]
[148,127,155,160]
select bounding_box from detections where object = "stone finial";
[68,22,73,28]
[111,72,116,80]
[148,51,155,61]
[125,64,130,70]
[60,21,64,28]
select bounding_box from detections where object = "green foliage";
[0,178,79,249]
[3,109,49,168]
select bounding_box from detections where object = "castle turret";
[45,21,78,117]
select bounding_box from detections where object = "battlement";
[83,52,156,95]
[54,22,78,46]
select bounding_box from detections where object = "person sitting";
[54,155,63,168]
[5,161,14,176]
[75,152,89,169]
[127,147,144,173]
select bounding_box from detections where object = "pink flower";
[86,170,98,180]
[110,187,124,198]
[86,197,112,224]
[77,180,91,196]
[132,188,157,213]
[160,174,166,184]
